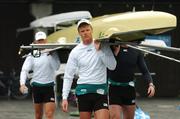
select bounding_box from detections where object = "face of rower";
[78,23,93,45]
[34,39,47,44]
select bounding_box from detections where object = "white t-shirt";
[20,52,60,85]
[62,42,116,99]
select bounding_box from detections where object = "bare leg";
[34,103,43,119]
[44,102,56,119]
[109,105,123,119]
[122,105,135,119]
[79,112,92,119]
[94,109,109,119]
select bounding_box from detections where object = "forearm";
[62,78,73,100]
[62,61,77,99]
[20,56,33,86]
[149,82,155,88]
[138,54,153,84]
[142,73,153,83]
[20,70,27,85]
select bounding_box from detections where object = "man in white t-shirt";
[20,31,60,119]
[61,19,117,119]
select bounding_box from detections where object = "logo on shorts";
[96,89,105,95]
[80,89,87,93]
[103,103,108,107]
[50,98,55,101]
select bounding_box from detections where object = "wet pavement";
[0,97,180,119]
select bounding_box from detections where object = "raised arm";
[48,51,61,71]
[96,42,117,70]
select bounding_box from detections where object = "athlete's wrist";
[149,83,155,88]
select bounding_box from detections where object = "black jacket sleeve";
[137,52,153,83]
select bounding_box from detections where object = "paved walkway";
[0,97,180,119]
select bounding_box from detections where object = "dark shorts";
[109,85,136,105]
[76,93,108,112]
[32,86,55,104]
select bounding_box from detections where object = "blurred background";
[0,0,180,99]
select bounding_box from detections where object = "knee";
[45,111,54,119]
[110,112,120,119]
[35,114,43,119]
